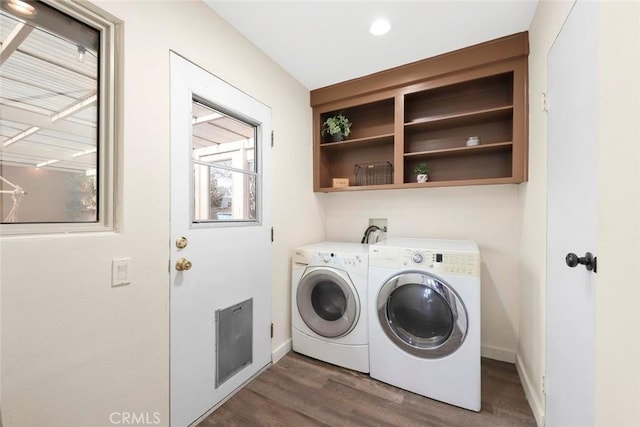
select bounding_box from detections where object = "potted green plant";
[414,163,429,183]
[321,113,352,142]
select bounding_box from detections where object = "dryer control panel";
[369,246,480,277]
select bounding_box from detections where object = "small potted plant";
[414,163,429,183]
[321,113,352,142]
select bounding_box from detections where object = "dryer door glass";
[297,268,358,338]
[387,284,453,347]
[377,272,468,359]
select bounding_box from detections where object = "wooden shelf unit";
[316,98,395,189]
[311,32,529,192]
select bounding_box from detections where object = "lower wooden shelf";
[316,176,520,193]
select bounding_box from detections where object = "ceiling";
[204,0,538,90]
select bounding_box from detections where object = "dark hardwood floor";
[199,351,536,426]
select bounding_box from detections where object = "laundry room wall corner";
[269,99,325,361]
[595,2,640,425]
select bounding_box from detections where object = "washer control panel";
[292,248,368,275]
[369,246,480,277]
[314,252,363,267]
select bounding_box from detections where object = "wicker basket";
[354,161,393,186]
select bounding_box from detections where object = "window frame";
[0,0,121,236]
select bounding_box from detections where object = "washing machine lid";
[297,266,359,338]
[377,271,468,359]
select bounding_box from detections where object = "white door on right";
[546,1,598,426]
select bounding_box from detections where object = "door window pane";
[0,2,100,224]
[192,101,258,223]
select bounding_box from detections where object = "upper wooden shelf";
[404,106,513,133]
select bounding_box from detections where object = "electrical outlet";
[369,218,388,233]
[366,218,388,244]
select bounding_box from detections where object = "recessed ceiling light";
[370,18,391,36]
[8,0,36,16]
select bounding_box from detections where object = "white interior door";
[546,2,598,426]
[170,53,272,427]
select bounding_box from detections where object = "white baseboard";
[481,345,516,363]
[272,338,292,363]
[516,354,545,427]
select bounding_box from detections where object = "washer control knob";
[412,253,424,264]
[322,253,331,263]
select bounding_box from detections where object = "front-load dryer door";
[377,272,468,359]
[297,267,359,338]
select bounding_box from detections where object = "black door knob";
[565,252,597,273]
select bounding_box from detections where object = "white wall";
[520,1,640,426]
[0,1,322,426]
[595,2,640,425]
[321,185,521,362]
[518,1,574,424]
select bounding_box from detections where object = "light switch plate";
[112,257,132,287]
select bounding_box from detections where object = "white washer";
[368,238,481,411]
[291,242,369,373]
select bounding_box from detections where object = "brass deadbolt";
[176,236,188,249]
[175,258,192,271]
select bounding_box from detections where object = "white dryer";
[368,238,481,411]
[291,242,369,373]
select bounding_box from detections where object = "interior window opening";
[0,0,117,233]
[0,2,100,223]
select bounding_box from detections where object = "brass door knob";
[176,236,188,249]
[176,258,192,271]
